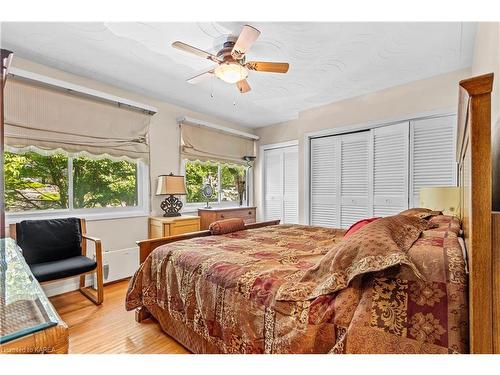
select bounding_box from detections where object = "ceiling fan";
[172,24,289,93]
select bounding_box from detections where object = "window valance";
[180,123,255,165]
[4,79,152,161]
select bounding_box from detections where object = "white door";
[372,122,410,216]
[310,136,340,227]
[410,116,457,207]
[283,147,299,224]
[263,145,299,224]
[340,131,371,228]
[263,148,283,221]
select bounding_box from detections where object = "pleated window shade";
[180,123,255,165]
[4,79,152,161]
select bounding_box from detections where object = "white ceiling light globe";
[214,62,248,84]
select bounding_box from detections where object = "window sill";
[6,209,150,224]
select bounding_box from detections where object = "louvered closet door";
[340,132,371,228]
[372,122,409,216]
[310,137,340,227]
[410,116,457,207]
[263,148,284,221]
[283,146,299,224]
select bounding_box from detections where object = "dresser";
[198,206,257,230]
[148,215,201,239]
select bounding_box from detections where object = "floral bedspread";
[125,217,468,354]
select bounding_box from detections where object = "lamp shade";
[156,174,187,196]
[419,186,460,216]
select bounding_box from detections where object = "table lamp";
[156,173,187,217]
[419,186,460,216]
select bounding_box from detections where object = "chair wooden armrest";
[79,233,104,305]
[81,234,101,244]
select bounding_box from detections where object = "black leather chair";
[10,217,104,305]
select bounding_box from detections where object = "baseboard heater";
[93,247,139,286]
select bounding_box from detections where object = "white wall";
[254,68,471,223]
[471,22,500,211]
[6,56,255,296]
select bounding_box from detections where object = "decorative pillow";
[209,218,246,235]
[276,215,429,301]
[344,217,380,238]
[425,215,462,236]
[399,207,442,219]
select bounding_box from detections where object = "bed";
[126,73,498,354]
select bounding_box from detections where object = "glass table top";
[0,238,59,344]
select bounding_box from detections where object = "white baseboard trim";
[42,274,94,298]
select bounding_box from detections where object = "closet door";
[372,122,409,216]
[310,137,340,227]
[263,145,299,224]
[410,116,457,207]
[263,148,283,221]
[283,146,299,224]
[340,132,371,228]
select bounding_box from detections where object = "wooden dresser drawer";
[216,209,255,220]
[171,221,200,236]
[148,216,200,239]
[198,207,257,230]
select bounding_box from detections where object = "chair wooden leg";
[79,274,85,289]
[79,269,103,305]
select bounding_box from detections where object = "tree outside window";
[4,150,139,213]
[184,160,247,205]
[4,151,69,211]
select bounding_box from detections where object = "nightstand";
[148,215,201,239]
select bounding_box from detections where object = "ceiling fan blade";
[245,61,290,73]
[172,41,219,62]
[246,61,289,73]
[187,69,215,84]
[236,79,251,93]
[231,25,261,60]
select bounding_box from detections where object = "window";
[183,160,248,206]
[4,148,148,219]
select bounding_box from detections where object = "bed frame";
[456,73,498,354]
[134,74,498,354]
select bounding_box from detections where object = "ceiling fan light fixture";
[214,62,248,84]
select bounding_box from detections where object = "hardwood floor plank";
[49,279,189,354]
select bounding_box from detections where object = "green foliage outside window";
[4,151,69,211]
[185,161,218,203]
[220,164,246,202]
[185,160,247,204]
[72,156,138,208]
[4,150,138,212]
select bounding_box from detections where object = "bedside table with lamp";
[149,173,201,239]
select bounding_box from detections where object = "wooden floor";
[50,280,189,354]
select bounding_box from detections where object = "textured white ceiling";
[0,22,476,127]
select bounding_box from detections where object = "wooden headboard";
[456,73,496,353]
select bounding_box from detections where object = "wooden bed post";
[492,212,500,353]
[135,306,151,323]
[456,73,494,353]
